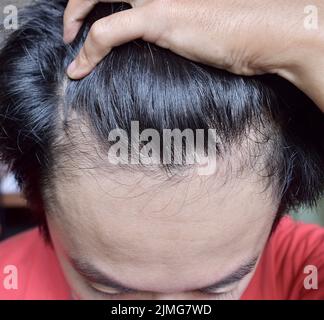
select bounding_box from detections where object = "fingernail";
[67,60,77,78]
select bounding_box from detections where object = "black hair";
[0,0,323,237]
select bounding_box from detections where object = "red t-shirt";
[0,216,323,300]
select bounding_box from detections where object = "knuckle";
[109,13,132,30]
[89,20,106,42]
[85,0,98,7]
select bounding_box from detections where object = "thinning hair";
[0,0,323,237]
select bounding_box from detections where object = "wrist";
[270,26,324,112]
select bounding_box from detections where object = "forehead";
[47,164,278,291]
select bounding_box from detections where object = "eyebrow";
[70,256,259,294]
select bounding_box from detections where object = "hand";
[64,0,324,112]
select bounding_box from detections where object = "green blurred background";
[292,199,324,226]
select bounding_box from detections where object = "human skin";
[47,170,278,300]
[53,0,322,300]
[45,133,279,300]
[64,0,324,113]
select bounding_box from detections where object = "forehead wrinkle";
[67,211,270,271]
[68,251,260,294]
[47,137,277,278]
[49,164,276,258]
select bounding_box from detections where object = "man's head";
[0,0,323,299]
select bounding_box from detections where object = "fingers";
[63,0,133,43]
[67,7,147,79]
[64,0,99,43]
